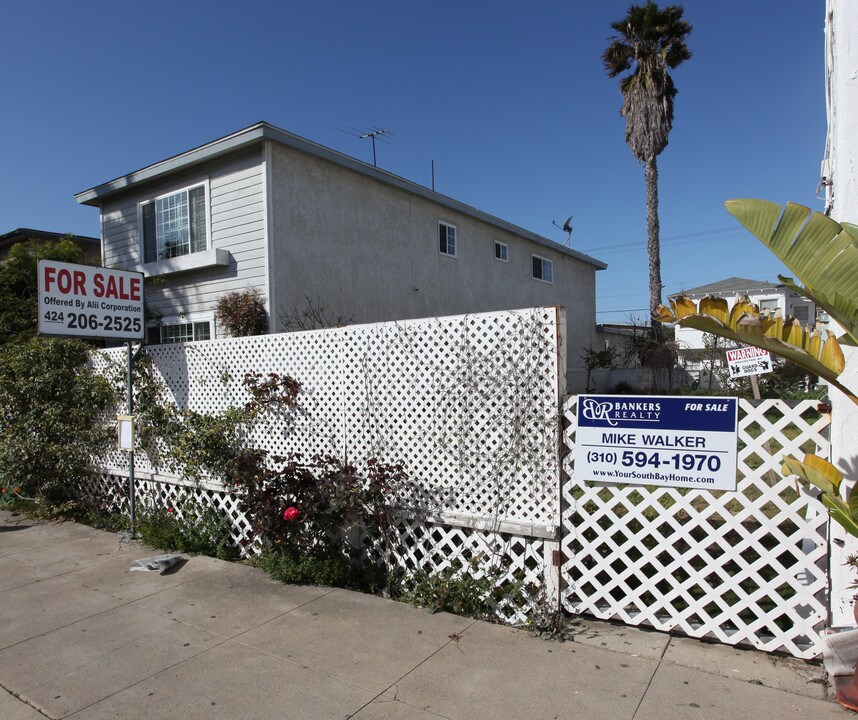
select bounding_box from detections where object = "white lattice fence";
[77,473,254,546]
[88,308,564,620]
[560,397,831,659]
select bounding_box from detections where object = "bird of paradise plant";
[657,199,858,532]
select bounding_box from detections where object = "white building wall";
[825,0,858,626]
[824,0,858,226]
[267,142,599,391]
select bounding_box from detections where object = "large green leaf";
[782,454,842,496]
[822,494,858,539]
[725,199,858,344]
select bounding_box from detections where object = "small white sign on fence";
[575,395,739,491]
[726,345,772,379]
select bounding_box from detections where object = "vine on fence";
[91,308,564,618]
[115,351,405,589]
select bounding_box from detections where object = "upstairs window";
[142,184,207,262]
[439,222,457,257]
[532,254,553,283]
[495,241,508,262]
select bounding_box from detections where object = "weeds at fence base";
[135,504,239,561]
[399,557,527,621]
[253,549,387,593]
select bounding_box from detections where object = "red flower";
[283,506,301,522]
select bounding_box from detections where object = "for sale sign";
[575,395,738,491]
[38,260,144,340]
[725,345,772,379]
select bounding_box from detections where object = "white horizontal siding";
[98,149,268,337]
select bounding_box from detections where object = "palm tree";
[603,2,692,334]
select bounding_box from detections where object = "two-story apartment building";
[75,122,606,390]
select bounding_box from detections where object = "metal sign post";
[126,342,137,538]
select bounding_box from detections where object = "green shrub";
[0,237,86,344]
[401,556,525,619]
[137,502,239,560]
[0,337,115,502]
[254,549,386,592]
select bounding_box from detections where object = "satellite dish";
[552,215,573,245]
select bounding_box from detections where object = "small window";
[758,298,779,314]
[532,255,553,283]
[148,319,212,345]
[141,184,208,262]
[495,241,508,262]
[791,304,810,325]
[439,222,456,257]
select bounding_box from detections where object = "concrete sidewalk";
[0,510,850,720]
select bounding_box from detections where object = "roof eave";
[74,122,608,270]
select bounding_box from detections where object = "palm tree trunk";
[645,155,662,339]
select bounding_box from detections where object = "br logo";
[580,398,617,426]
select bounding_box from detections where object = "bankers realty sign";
[575,395,738,491]
[38,260,144,340]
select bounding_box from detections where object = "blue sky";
[1,1,825,324]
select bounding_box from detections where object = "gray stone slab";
[63,553,222,602]
[566,616,671,660]
[391,619,657,720]
[0,575,124,650]
[634,662,849,720]
[19,619,224,718]
[0,521,100,557]
[8,532,137,575]
[132,562,332,637]
[0,603,178,691]
[353,693,451,719]
[663,635,828,700]
[0,556,51,592]
[70,639,376,720]
[0,689,46,720]
[236,587,474,692]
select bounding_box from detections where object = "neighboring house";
[74,122,606,391]
[0,228,100,264]
[670,276,816,386]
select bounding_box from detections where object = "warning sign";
[725,346,772,379]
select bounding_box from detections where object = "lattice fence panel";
[92,307,561,528]
[77,473,254,547]
[375,517,549,624]
[86,308,563,621]
[560,397,831,659]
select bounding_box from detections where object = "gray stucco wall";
[267,142,598,387]
[99,148,267,325]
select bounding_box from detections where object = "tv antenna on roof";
[552,215,573,246]
[334,126,392,167]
